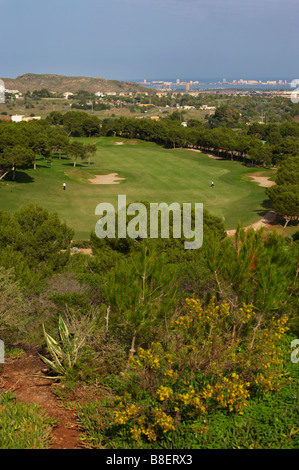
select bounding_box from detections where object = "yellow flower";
[156,385,173,401]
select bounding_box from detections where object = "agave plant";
[40,315,86,376]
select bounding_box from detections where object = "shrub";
[78,297,294,448]
[0,267,34,342]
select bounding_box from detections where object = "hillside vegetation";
[1,73,149,94]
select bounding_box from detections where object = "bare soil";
[185,148,225,159]
[88,173,125,184]
[246,174,276,188]
[226,211,278,237]
[0,346,81,449]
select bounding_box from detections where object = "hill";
[1,73,150,94]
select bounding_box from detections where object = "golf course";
[0,137,272,239]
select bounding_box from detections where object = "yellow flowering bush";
[111,297,291,445]
[201,374,250,414]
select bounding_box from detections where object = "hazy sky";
[0,0,298,80]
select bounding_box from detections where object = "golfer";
[63,183,66,190]
[211,181,214,187]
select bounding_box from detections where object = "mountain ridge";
[1,73,150,94]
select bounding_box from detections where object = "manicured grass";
[0,137,270,239]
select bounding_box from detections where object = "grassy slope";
[1,73,149,94]
[0,137,269,239]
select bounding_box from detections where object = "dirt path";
[0,347,81,449]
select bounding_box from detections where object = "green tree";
[62,111,87,137]
[0,146,35,180]
[266,156,299,226]
[204,227,299,316]
[46,111,64,126]
[30,134,51,170]
[0,206,74,286]
[266,185,299,227]
[85,143,97,165]
[83,115,101,137]
[67,141,87,167]
[49,129,69,160]
[276,156,299,186]
[0,267,32,342]
[103,243,177,354]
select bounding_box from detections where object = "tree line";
[0,119,97,179]
[46,110,299,165]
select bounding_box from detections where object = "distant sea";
[127,78,293,91]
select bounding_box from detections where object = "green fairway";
[0,137,270,239]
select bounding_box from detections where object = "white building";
[11,115,24,122]
[63,92,74,99]
[200,105,216,111]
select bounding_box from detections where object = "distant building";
[22,116,41,122]
[11,115,41,122]
[63,92,74,99]
[150,115,160,121]
[181,122,188,127]
[11,115,24,122]
[200,105,216,111]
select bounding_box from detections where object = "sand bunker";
[114,141,124,145]
[88,173,125,184]
[186,149,225,159]
[226,211,278,237]
[247,174,276,188]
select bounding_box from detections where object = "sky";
[0,0,298,81]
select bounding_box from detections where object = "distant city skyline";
[0,0,298,80]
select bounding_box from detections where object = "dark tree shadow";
[62,162,85,167]
[253,199,273,219]
[3,171,35,183]
[52,153,69,160]
[254,198,271,211]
